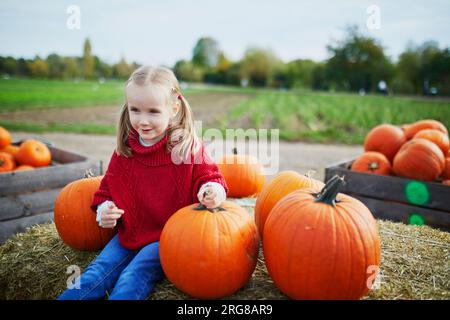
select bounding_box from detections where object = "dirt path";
[11,131,363,181]
[0,93,253,128]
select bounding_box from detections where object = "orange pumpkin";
[263,176,381,300]
[0,126,11,148]
[0,151,16,173]
[254,170,324,238]
[15,165,34,171]
[0,144,20,159]
[16,139,52,167]
[403,119,448,140]
[159,201,259,299]
[364,124,406,162]
[393,138,445,181]
[442,157,450,180]
[413,129,449,155]
[54,175,117,251]
[217,148,265,197]
[351,151,392,175]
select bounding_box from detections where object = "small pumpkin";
[0,126,11,148]
[0,151,16,173]
[54,175,117,251]
[393,138,445,181]
[364,124,406,162]
[351,151,391,175]
[442,157,450,180]
[263,176,381,300]
[159,201,259,299]
[217,148,265,198]
[254,170,324,238]
[0,144,20,160]
[16,139,52,167]
[413,129,449,155]
[402,119,448,140]
[15,165,34,171]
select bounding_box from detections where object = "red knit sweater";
[91,129,228,250]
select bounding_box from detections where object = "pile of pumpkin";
[352,119,450,184]
[0,126,52,173]
[54,148,381,300]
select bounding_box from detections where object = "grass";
[222,91,450,144]
[0,120,116,135]
[1,78,449,144]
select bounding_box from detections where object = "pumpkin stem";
[368,162,379,171]
[305,169,317,179]
[84,169,95,178]
[314,175,345,206]
[194,203,226,213]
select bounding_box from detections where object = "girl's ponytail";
[167,92,201,164]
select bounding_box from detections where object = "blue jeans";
[57,234,164,300]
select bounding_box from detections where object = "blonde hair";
[116,66,200,161]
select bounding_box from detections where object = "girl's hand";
[197,183,225,209]
[99,202,124,228]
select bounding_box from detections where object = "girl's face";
[126,82,179,145]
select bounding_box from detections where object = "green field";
[1,78,449,144]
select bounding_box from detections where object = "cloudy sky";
[1,0,449,66]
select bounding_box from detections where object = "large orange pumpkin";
[159,201,259,299]
[351,151,391,175]
[54,175,117,251]
[217,148,265,197]
[413,129,449,155]
[0,126,11,148]
[403,119,448,140]
[263,175,381,300]
[0,151,16,173]
[254,170,324,238]
[393,138,445,181]
[363,124,406,162]
[16,139,52,167]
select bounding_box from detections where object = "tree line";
[1,27,449,96]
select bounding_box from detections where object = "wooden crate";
[324,159,450,232]
[0,142,103,243]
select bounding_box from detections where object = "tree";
[326,25,393,92]
[285,59,317,89]
[47,53,66,79]
[174,59,204,82]
[82,38,94,79]
[239,47,280,87]
[28,56,49,78]
[192,37,221,68]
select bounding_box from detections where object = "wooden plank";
[0,158,101,196]
[325,160,450,212]
[352,194,450,232]
[0,188,61,221]
[0,211,54,244]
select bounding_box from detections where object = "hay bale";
[1,200,449,300]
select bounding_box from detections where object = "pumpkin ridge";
[285,201,308,298]
[337,202,357,299]
[323,200,338,300]
[304,200,327,299]
[340,200,374,298]
[172,207,197,292]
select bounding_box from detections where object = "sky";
[1,0,449,66]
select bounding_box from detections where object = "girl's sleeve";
[191,145,228,201]
[90,151,117,211]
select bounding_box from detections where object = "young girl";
[58,66,228,300]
